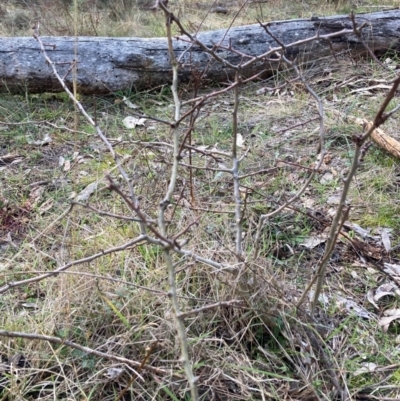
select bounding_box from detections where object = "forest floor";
[1,1,400,400]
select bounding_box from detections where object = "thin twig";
[0,330,169,376]
[0,236,147,295]
[232,74,243,257]
[310,74,400,312]
[115,341,159,401]
[349,12,388,70]
[72,201,154,223]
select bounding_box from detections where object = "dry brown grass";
[2,0,397,37]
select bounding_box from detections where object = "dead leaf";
[335,295,371,319]
[236,133,245,148]
[374,283,400,301]
[123,116,146,129]
[194,145,210,152]
[104,367,124,380]
[21,302,39,309]
[378,308,400,332]
[122,96,140,109]
[383,263,400,278]
[63,159,71,172]
[343,222,376,239]
[367,288,379,309]
[0,154,23,166]
[2,232,18,249]
[302,198,315,208]
[327,195,340,205]
[381,228,391,252]
[353,362,378,376]
[300,235,328,249]
[39,198,53,215]
[29,186,45,207]
[75,182,98,202]
[350,270,359,279]
[323,152,333,164]
[309,290,329,306]
[256,86,275,95]
[26,133,52,146]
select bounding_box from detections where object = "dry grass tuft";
[2,0,392,37]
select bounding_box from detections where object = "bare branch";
[72,201,152,223]
[232,74,243,258]
[0,330,170,376]
[0,236,147,295]
[156,4,199,399]
[310,73,400,312]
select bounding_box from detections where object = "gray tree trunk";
[0,9,399,94]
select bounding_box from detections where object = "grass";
[2,0,397,37]
[1,0,400,400]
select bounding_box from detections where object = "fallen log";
[0,10,399,94]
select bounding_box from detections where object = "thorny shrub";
[1,1,400,400]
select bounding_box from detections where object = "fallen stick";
[352,117,400,159]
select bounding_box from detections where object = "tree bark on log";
[0,10,399,94]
